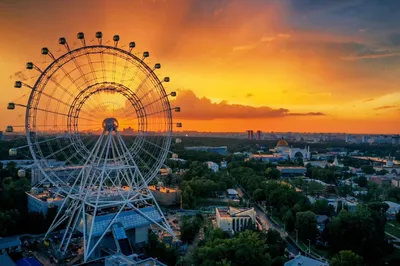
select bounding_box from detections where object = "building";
[149,186,181,206]
[255,130,262,140]
[385,201,400,219]
[216,207,256,234]
[227,189,239,199]
[0,236,21,254]
[76,206,161,260]
[247,130,254,140]
[26,187,65,214]
[220,160,227,169]
[250,154,287,163]
[304,161,330,168]
[277,166,307,177]
[331,156,344,167]
[270,139,310,160]
[316,215,329,232]
[392,178,400,188]
[184,146,228,155]
[31,164,82,185]
[284,254,329,266]
[206,161,219,172]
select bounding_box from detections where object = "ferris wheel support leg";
[84,201,128,261]
[141,185,176,238]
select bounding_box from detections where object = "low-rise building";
[250,154,287,163]
[0,236,21,254]
[392,178,400,188]
[277,166,307,177]
[227,189,239,199]
[149,186,181,206]
[316,215,329,232]
[205,161,219,172]
[216,207,256,234]
[385,201,400,219]
[284,254,329,266]
[26,188,65,215]
[184,146,228,155]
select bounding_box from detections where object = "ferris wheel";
[7,32,181,262]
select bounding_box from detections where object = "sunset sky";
[0,0,399,134]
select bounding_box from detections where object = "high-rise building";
[255,130,262,140]
[246,130,254,140]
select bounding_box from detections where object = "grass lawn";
[385,221,400,238]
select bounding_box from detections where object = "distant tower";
[333,156,339,166]
[247,130,254,140]
[256,130,262,140]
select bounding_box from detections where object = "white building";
[227,188,239,199]
[205,161,219,172]
[270,139,310,160]
[216,207,256,234]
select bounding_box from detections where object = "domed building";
[271,138,310,160]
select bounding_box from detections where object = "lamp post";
[295,229,298,243]
[307,239,311,256]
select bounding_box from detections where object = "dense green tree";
[265,168,281,180]
[253,188,266,202]
[330,250,363,266]
[180,214,204,244]
[283,210,295,233]
[146,232,179,265]
[396,211,400,223]
[355,176,367,188]
[361,165,375,174]
[312,200,334,216]
[307,181,325,195]
[327,206,387,265]
[295,211,318,243]
[193,230,284,266]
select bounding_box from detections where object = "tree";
[193,230,278,266]
[283,210,295,233]
[146,232,179,265]
[265,168,281,180]
[253,188,266,202]
[327,205,387,264]
[361,165,374,175]
[331,250,363,266]
[295,211,317,243]
[356,176,367,188]
[307,181,325,195]
[180,214,203,244]
[312,200,334,216]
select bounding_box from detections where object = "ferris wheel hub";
[102,118,119,131]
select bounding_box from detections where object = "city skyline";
[1,0,399,134]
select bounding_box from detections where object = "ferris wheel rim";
[24,42,173,185]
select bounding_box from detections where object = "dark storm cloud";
[171,90,326,120]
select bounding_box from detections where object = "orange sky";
[0,0,399,134]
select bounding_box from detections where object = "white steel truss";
[45,119,174,262]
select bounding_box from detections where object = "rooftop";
[149,185,177,193]
[0,236,21,250]
[284,255,329,266]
